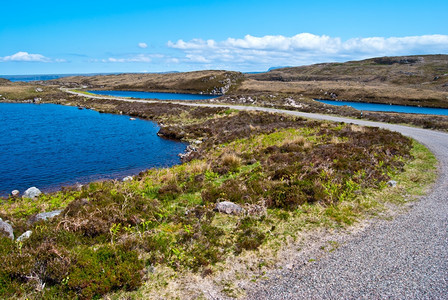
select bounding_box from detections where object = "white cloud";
[167,34,448,70]
[166,58,180,64]
[102,54,152,63]
[185,54,211,63]
[0,51,57,62]
[138,42,148,49]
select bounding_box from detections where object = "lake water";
[317,100,448,116]
[0,103,187,197]
[88,90,219,100]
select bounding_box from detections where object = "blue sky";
[1,0,447,75]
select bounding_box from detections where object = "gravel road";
[67,91,448,299]
[243,109,448,299]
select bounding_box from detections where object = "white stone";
[123,176,133,182]
[23,187,42,199]
[17,230,32,242]
[387,180,397,187]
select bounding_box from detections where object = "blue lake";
[88,90,219,100]
[317,100,448,116]
[0,103,187,197]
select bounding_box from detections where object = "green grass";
[71,89,98,96]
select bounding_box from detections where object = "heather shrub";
[66,245,143,299]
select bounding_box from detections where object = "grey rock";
[214,201,244,215]
[0,218,14,240]
[23,187,42,199]
[28,209,63,225]
[11,190,20,197]
[35,88,43,92]
[17,230,32,242]
[387,180,397,187]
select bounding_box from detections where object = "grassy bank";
[0,101,437,299]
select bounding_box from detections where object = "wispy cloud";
[138,42,148,49]
[102,54,154,63]
[0,51,65,62]
[167,34,448,70]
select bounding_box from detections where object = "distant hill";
[49,70,244,95]
[247,55,448,92]
[239,55,448,108]
[246,55,448,91]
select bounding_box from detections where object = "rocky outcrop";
[211,78,232,95]
[23,187,42,199]
[0,218,14,240]
[179,145,200,162]
[157,125,186,140]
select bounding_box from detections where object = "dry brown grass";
[159,169,177,183]
[330,136,341,144]
[221,153,242,168]
[280,135,305,147]
[186,160,210,174]
[350,124,365,132]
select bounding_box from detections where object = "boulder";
[0,218,14,240]
[27,209,63,225]
[214,201,244,215]
[17,230,32,242]
[23,187,42,199]
[11,190,20,197]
